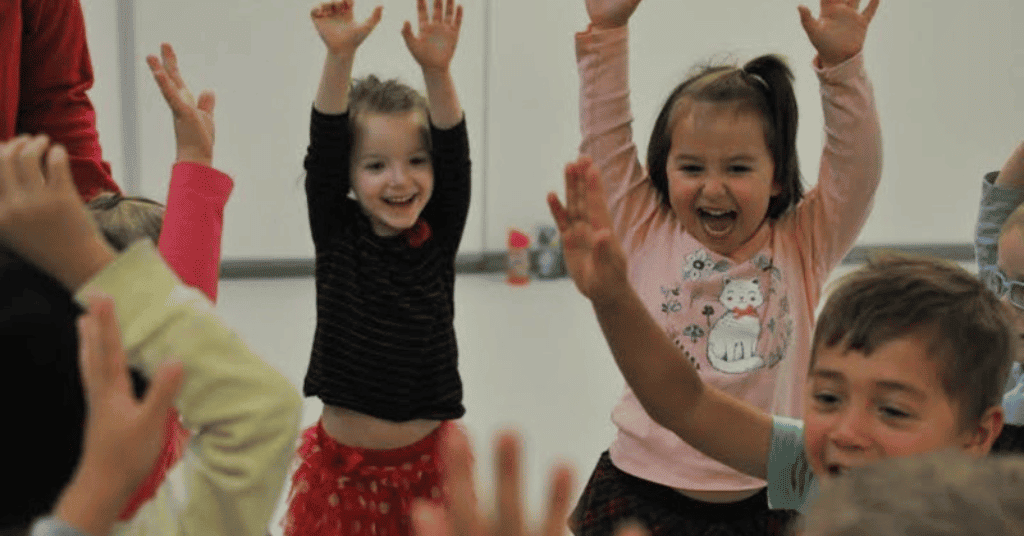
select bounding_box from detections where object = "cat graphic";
[707,278,765,374]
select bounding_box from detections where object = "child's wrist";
[55,467,128,536]
[175,149,213,167]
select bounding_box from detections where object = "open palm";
[547,157,629,304]
[146,43,215,165]
[402,0,463,72]
[798,0,881,67]
[312,0,383,56]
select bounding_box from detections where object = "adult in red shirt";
[1,0,121,200]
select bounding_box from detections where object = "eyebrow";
[810,369,928,401]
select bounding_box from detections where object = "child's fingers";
[410,501,449,536]
[797,5,816,34]
[440,425,482,536]
[453,5,462,33]
[495,431,525,536]
[197,90,216,115]
[547,193,569,234]
[432,0,443,23]
[45,144,76,196]
[417,0,428,26]
[861,0,880,22]
[90,295,128,384]
[0,136,30,198]
[76,312,102,397]
[363,5,384,32]
[141,360,185,426]
[540,463,575,536]
[161,43,187,90]
[14,135,49,190]
[444,0,454,22]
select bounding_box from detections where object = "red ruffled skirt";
[284,420,450,536]
[119,408,191,519]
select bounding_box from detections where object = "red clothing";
[2,0,120,200]
[119,161,234,520]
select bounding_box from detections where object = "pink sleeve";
[19,0,120,201]
[791,53,883,291]
[158,161,234,302]
[576,26,668,250]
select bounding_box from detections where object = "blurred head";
[798,451,1024,536]
[0,249,85,528]
[348,75,433,236]
[646,55,802,256]
[803,255,1013,482]
[86,192,165,251]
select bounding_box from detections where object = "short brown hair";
[797,451,1024,536]
[812,254,1015,430]
[348,74,430,151]
[86,192,165,251]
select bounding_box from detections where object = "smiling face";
[666,101,779,257]
[803,335,998,482]
[350,110,433,237]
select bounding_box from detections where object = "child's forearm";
[591,286,705,430]
[422,68,462,129]
[315,52,356,114]
[997,142,1024,188]
[590,284,772,479]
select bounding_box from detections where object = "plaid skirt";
[569,451,798,536]
[283,420,449,536]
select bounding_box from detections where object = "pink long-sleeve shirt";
[577,26,882,491]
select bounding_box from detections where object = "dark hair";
[812,254,1016,430]
[0,249,149,529]
[87,192,165,251]
[646,54,802,220]
[348,74,431,153]
[0,250,85,526]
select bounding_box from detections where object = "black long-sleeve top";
[302,107,471,421]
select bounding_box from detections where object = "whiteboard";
[85,0,1024,259]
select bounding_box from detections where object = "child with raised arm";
[548,157,1010,524]
[287,1,470,534]
[0,135,301,536]
[571,0,882,532]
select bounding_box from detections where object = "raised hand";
[312,0,384,57]
[54,295,185,536]
[147,43,215,166]
[402,0,463,74]
[410,427,577,536]
[0,136,114,291]
[798,0,881,68]
[585,0,642,30]
[547,157,630,306]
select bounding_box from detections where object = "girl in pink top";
[571,0,882,534]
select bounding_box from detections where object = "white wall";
[82,0,1024,259]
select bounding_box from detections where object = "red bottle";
[507,229,531,285]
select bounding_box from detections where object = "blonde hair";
[86,192,165,251]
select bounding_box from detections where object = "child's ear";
[962,405,1004,456]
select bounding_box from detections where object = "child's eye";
[679,164,703,174]
[410,155,430,166]
[364,161,385,172]
[729,165,753,174]
[879,406,911,420]
[812,392,840,408]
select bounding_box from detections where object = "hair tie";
[743,69,770,92]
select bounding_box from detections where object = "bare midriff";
[675,487,761,503]
[321,404,443,450]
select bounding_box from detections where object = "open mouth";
[384,193,417,207]
[697,208,737,236]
